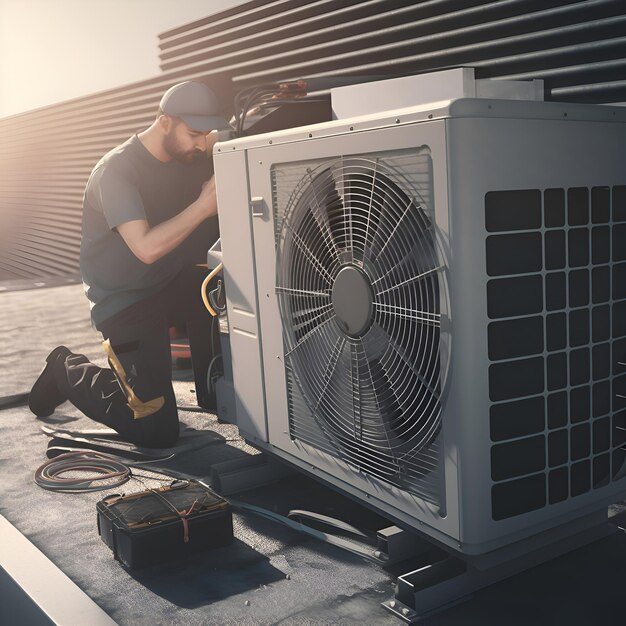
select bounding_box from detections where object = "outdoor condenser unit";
[213,70,626,558]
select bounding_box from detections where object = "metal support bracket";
[372,525,444,567]
[382,513,618,623]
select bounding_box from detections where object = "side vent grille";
[487,186,626,521]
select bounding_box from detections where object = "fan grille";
[273,150,447,502]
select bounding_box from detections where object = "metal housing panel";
[217,99,626,554]
[444,109,626,552]
[214,150,269,442]
[238,120,461,548]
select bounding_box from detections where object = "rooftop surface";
[1,281,626,625]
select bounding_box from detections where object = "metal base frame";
[381,512,618,623]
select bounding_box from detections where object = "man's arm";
[117,176,217,265]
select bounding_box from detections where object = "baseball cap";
[159,81,230,132]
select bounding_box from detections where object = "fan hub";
[331,265,374,337]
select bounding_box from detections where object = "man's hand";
[205,130,220,155]
[197,177,218,218]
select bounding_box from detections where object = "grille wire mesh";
[273,151,447,502]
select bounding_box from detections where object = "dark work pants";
[54,267,218,448]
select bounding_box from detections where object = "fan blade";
[302,168,343,263]
[371,220,436,288]
[373,302,440,327]
[275,286,331,299]
[367,321,440,406]
[313,337,346,413]
[285,309,336,358]
[375,261,441,296]
[360,158,380,265]
[285,225,335,286]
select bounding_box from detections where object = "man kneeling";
[29,82,226,448]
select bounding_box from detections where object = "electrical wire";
[235,80,307,136]
[207,354,223,395]
[34,451,131,492]
[34,453,380,561]
[234,83,279,134]
[201,262,223,316]
[34,450,187,494]
[208,281,226,314]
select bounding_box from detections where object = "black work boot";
[28,346,72,417]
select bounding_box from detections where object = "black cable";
[234,82,279,134]
[237,85,283,135]
[0,392,29,410]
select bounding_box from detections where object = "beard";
[163,131,204,164]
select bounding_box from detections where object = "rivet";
[428,114,433,119]
[395,118,400,124]
[269,140,273,144]
[350,126,354,131]
[308,133,312,137]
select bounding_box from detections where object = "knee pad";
[102,339,165,419]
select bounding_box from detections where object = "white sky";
[0,0,244,118]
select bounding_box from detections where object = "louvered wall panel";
[1,0,624,280]
[158,0,626,103]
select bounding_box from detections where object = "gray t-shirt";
[80,135,215,326]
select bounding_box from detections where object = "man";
[28,81,227,448]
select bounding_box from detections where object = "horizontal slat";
[159,0,331,50]
[158,0,598,73]
[232,13,626,83]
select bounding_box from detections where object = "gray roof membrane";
[1,283,625,625]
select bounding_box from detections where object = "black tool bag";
[97,480,233,569]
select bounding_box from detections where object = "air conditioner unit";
[213,78,626,558]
